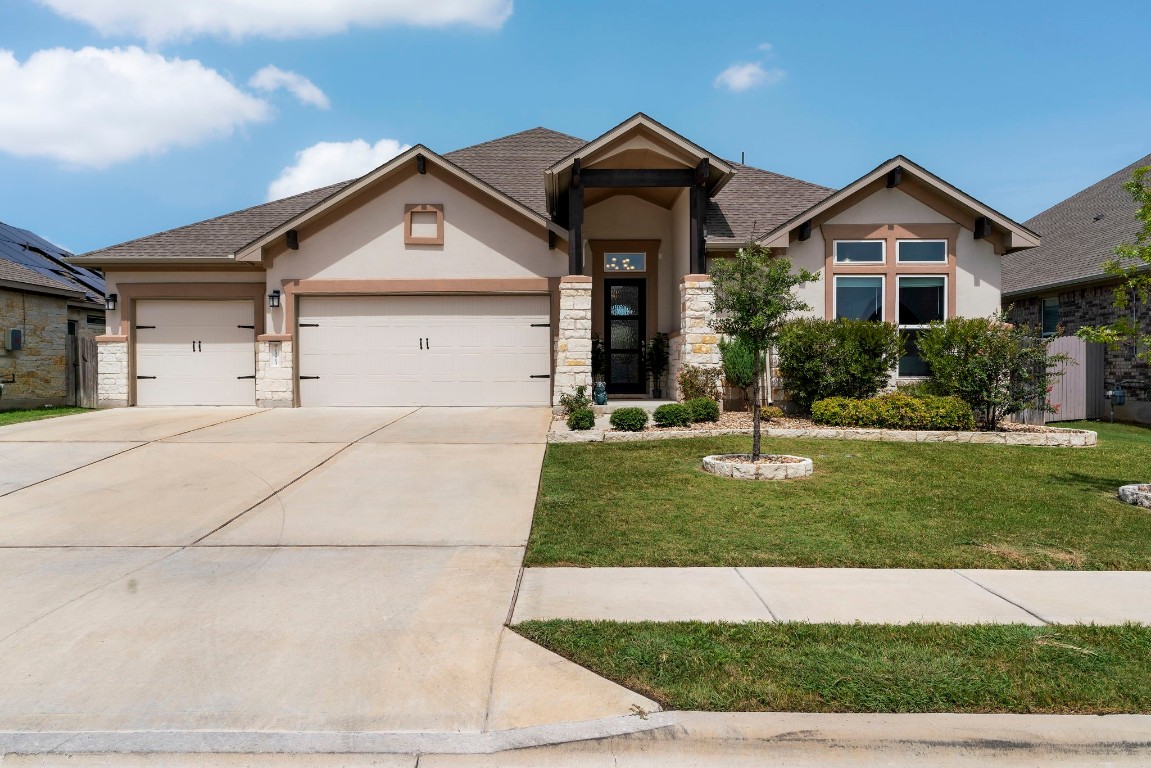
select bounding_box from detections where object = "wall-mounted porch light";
[268,290,281,309]
[105,293,117,311]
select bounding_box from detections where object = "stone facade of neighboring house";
[1002,152,1151,425]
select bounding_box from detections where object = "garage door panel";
[298,295,550,407]
[135,300,256,407]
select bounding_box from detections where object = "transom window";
[834,240,885,264]
[897,276,946,377]
[604,252,646,272]
[896,239,947,263]
[835,276,884,322]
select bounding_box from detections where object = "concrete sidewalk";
[513,567,1151,625]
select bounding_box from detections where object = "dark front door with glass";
[604,278,646,394]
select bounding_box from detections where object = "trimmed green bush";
[609,407,649,432]
[760,405,785,421]
[685,397,720,423]
[557,385,591,417]
[719,337,760,407]
[811,393,976,431]
[566,407,596,431]
[677,365,722,402]
[776,318,903,412]
[653,403,692,428]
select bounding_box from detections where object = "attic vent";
[1093,213,1105,222]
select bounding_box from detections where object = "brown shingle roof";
[75,125,835,263]
[444,127,587,217]
[707,163,835,245]
[1002,152,1151,297]
[0,258,82,294]
[76,182,351,262]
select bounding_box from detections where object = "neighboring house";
[0,221,107,408]
[1003,153,1151,425]
[69,113,1037,409]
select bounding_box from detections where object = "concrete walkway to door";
[0,406,655,755]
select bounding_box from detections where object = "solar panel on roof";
[0,221,105,300]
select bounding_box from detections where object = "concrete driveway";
[0,407,652,752]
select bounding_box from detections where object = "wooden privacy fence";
[1014,335,1105,425]
[66,335,98,408]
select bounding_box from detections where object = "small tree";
[646,332,670,397]
[711,243,818,459]
[916,314,1069,430]
[719,336,760,409]
[1076,165,1151,362]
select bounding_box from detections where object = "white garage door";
[135,300,256,406]
[298,295,551,406]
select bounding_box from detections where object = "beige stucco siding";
[100,271,265,338]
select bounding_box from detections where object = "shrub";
[916,314,1068,430]
[776,318,903,412]
[653,403,692,428]
[811,393,975,431]
[718,337,760,407]
[760,405,785,421]
[566,407,596,431]
[677,365,722,401]
[557,385,591,417]
[609,407,649,432]
[685,397,720,423]
[895,380,939,399]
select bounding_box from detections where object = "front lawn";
[515,621,1151,714]
[526,421,1151,569]
[0,407,89,427]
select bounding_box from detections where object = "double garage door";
[132,295,551,407]
[298,295,551,406]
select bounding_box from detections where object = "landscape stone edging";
[1118,484,1151,509]
[702,454,814,480]
[549,425,1098,447]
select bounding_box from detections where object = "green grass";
[527,421,1151,569]
[515,621,1151,714]
[0,407,89,427]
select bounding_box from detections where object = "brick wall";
[0,287,72,408]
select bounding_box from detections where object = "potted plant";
[591,333,607,405]
[646,332,670,399]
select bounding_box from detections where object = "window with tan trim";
[404,203,444,245]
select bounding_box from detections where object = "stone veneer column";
[256,338,294,407]
[678,274,721,399]
[96,338,129,407]
[553,276,593,407]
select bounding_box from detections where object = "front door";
[604,278,647,394]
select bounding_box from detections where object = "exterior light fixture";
[105,293,117,311]
[268,290,281,309]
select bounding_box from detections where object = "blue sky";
[1,0,1149,254]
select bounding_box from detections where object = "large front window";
[835,276,884,321]
[898,276,946,376]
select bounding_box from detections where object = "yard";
[514,621,1151,714]
[0,407,88,427]
[526,421,1151,570]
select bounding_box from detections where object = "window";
[1041,297,1060,337]
[604,253,646,272]
[404,203,444,245]
[897,276,946,376]
[834,240,884,264]
[835,276,884,321]
[897,239,947,263]
[86,314,104,326]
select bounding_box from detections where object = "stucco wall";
[0,288,69,408]
[782,187,1002,320]
[101,269,264,337]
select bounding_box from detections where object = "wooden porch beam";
[568,158,584,275]
[581,168,696,188]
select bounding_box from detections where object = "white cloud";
[267,138,412,200]
[757,42,773,52]
[37,0,514,44]
[714,61,786,93]
[250,65,330,109]
[0,46,270,168]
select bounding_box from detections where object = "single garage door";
[135,300,256,406]
[298,295,551,406]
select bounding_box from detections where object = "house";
[68,114,1038,409]
[1003,153,1151,425]
[0,222,106,409]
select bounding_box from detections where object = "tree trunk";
[751,347,762,460]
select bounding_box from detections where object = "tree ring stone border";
[1119,484,1151,509]
[701,454,813,481]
